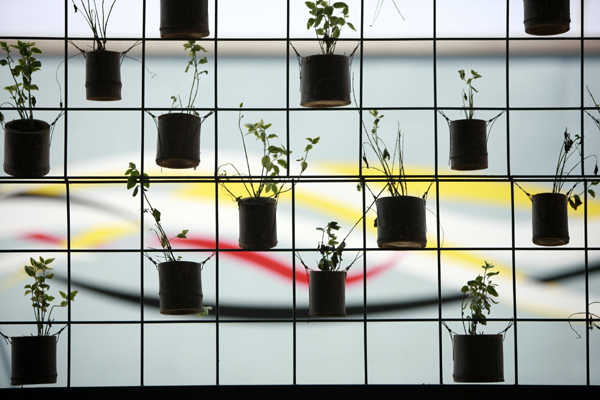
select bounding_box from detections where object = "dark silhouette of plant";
[306,1,356,55]
[461,261,499,335]
[23,257,78,337]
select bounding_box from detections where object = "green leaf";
[301,161,308,172]
[59,290,68,299]
[70,291,78,300]
[127,176,137,190]
[261,155,270,168]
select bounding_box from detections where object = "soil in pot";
[4,119,50,177]
[160,0,210,39]
[156,113,201,169]
[158,261,203,315]
[523,0,570,36]
[449,119,488,171]
[376,196,427,248]
[453,334,504,383]
[300,54,350,108]
[532,192,569,246]
[238,197,277,250]
[309,270,346,317]
[11,335,57,385]
[85,50,122,101]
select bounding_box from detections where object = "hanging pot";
[449,119,488,171]
[453,334,504,383]
[532,192,569,246]
[4,119,50,177]
[158,261,203,315]
[238,197,277,250]
[155,113,201,169]
[300,54,351,108]
[11,335,57,385]
[309,270,346,317]
[160,0,210,39]
[376,196,427,248]
[523,0,570,36]
[85,50,122,101]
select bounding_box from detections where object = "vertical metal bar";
[64,0,71,388]
[580,0,590,386]
[285,0,297,386]
[506,0,519,386]
[140,0,147,387]
[213,0,220,386]
[358,0,368,386]
[432,0,444,385]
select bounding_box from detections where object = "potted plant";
[523,0,570,36]
[71,0,137,101]
[568,302,599,339]
[0,257,77,386]
[296,221,361,317]
[218,104,319,249]
[440,69,503,171]
[449,261,508,383]
[0,41,64,177]
[160,0,209,39]
[358,110,431,248]
[125,162,213,316]
[298,1,356,108]
[517,129,598,246]
[147,41,212,169]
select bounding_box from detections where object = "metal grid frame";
[0,0,598,388]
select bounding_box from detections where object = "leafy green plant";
[218,104,319,200]
[296,221,362,272]
[460,261,499,335]
[459,69,481,120]
[125,162,213,316]
[23,257,78,337]
[71,0,116,51]
[306,1,356,55]
[568,302,599,339]
[125,162,191,265]
[0,41,63,132]
[147,41,208,122]
[357,110,432,208]
[517,129,598,210]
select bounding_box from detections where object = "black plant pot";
[309,270,346,317]
[156,113,201,169]
[238,197,277,250]
[376,196,427,248]
[11,336,57,385]
[300,54,350,108]
[449,119,488,171]
[523,0,570,36]
[85,50,122,101]
[158,261,203,315]
[532,192,569,246]
[453,334,504,383]
[4,119,50,177]
[160,0,210,39]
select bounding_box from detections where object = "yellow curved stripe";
[70,224,137,248]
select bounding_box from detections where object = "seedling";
[218,104,319,200]
[0,41,63,132]
[306,1,356,55]
[23,257,77,337]
[461,261,499,335]
[459,69,481,120]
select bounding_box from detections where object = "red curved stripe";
[21,233,399,287]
